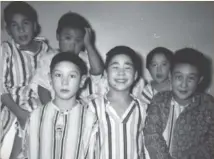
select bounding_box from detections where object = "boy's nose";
[181,79,188,88]
[157,66,162,73]
[18,25,25,33]
[62,78,69,85]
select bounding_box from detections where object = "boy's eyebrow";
[124,62,134,66]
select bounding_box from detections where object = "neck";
[53,96,78,111]
[151,78,170,91]
[107,89,131,102]
[173,94,192,106]
[19,40,38,52]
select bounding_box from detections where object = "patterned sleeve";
[204,95,214,158]
[1,42,12,94]
[143,94,172,159]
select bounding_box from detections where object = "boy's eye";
[175,75,183,80]
[70,74,77,78]
[23,20,30,25]
[151,63,157,67]
[188,76,196,81]
[55,73,61,77]
[11,23,17,27]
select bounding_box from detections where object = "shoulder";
[196,93,214,109]
[1,41,13,56]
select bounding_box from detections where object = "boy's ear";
[198,76,204,84]
[80,75,87,88]
[56,33,59,41]
[134,72,138,80]
[48,73,52,86]
[6,25,12,36]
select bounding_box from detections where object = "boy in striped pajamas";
[1,1,53,158]
[18,53,98,159]
[88,46,147,159]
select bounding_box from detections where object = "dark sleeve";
[143,94,173,159]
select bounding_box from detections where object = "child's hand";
[84,28,93,49]
[17,109,30,129]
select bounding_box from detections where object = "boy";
[140,47,173,104]
[1,1,51,158]
[88,46,147,159]
[18,53,98,159]
[30,12,104,105]
[144,48,214,159]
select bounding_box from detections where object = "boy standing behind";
[31,12,104,105]
[19,53,98,159]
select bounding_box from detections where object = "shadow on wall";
[197,54,212,93]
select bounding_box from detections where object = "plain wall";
[1,1,214,95]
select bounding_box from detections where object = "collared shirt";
[88,94,147,159]
[1,37,50,137]
[19,101,97,159]
[162,98,187,153]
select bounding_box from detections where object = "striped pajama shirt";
[88,95,147,159]
[1,38,50,139]
[20,101,98,159]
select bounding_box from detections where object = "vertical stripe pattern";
[90,96,146,159]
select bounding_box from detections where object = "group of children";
[1,1,214,159]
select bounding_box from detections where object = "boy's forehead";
[11,13,29,21]
[53,61,81,72]
[172,63,199,74]
[60,27,84,35]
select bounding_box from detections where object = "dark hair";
[56,12,90,35]
[146,47,173,69]
[105,46,141,75]
[4,1,41,36]
[50,52,87,76]
[172,48,206,77]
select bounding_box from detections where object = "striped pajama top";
[21,101,98,159]
[89,95,147,159]
[1,38,50,137]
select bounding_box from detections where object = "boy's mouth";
[178,90,188,95]
[60,89,70,93]
[156,74,163,78]
[115,79,128,83]
[19,35,28,41]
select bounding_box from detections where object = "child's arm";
[38,85,52,105]
[143,96,172,159]
[1,94,29,129]
[84,28,104,75]
[1,44,29,129]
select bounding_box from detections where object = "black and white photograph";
[1,1,214,159]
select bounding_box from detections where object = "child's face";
[149,53,170,83]
[51,61,82,100]
[172,63,201,101]
[7,13,35,46]
[107,54,137,92]
[57,28,84,54]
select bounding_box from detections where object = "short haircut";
[4,1,41,36]
[56,12,90,35]
[172,48,206,77]
[50,52,87,76]
[146,47,174,69]
[105,46,141,75]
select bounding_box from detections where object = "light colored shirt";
[88,94,147,159]
[19,101,97,159]
[1,37,50,138]
[140,83,157,105]
[163,98,186,154]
